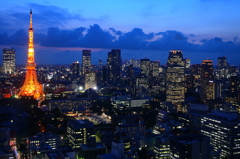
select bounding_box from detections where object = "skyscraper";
[150,61,160,77]
[166,50,185,108]
[170,134,210,159]
[18,10,44,102]
[140,59,150,77]
[70,61,80,78]
[201,111,240,158]
[3,48,15,74]
[67,120,94,149]
[82,50,91,75]
[107,49,122,85]
[191,64,202,92]
[201,59,214,81]
[217,56,228,79]
[201,59,215,102]
[225,76,240,107]
[84,72,97,90]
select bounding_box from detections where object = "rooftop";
[80,142,106,150]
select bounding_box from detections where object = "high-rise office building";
[166,50,185,107]
[70,61,80,78]
[67,120,94,149]
[3,48,16,74]
[140,59,150,77]
[201,59,214,82]
[170,134,210,159]
[215,79,226,100]
[82,50,92,75]
[84,72,97,90]
[225,76,240,108]
[154,137,170,158]
[126,64,134,79]
[201,111,240,158]
[27,132,60,150]
[217,56,228,79]
[107,49,122,85]
[191,64,202,92]
[201,59,215,102]
[215,57,228,100]
[150,61,160,77]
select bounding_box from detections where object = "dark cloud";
[10,30,28,46]
[0,30,28,46]
[1,24,240,54]
[80,24,114,48]
[40,27,85,47]
[113,28,154,49]
[149,30,196,50]
[199,37,239,52]
[109,28,122,36]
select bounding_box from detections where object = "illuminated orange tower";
[18,10,44,102]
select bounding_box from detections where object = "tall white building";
[85,72,97,90]
[166,50,185,107]
[3,48,15,74]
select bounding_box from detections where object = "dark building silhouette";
[111,114,139,132]
[70,61,80,78]
[107,49,122,85]
[170,134,210,159]
[79,137,106,159]
[201,59,215,102]
[225,76,240,106]
[217,56,228,79]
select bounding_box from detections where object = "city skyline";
[0,0,240,65]
[0,2,240,158]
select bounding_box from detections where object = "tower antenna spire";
[30,9,33,29]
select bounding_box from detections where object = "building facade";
[170,134,210,159]
[70,61,80,78]
[201,111,240,158]
[166,50,185,107]
[67,120,94,149]
[140,59,150,77]
[85,72,97,90]
[107,49,122,85]
[201,59,215,102]
[3,48,15,74]
[82,50,92,75]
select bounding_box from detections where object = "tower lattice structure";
[18,10,44,102]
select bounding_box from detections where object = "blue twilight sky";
[0,0,240,65]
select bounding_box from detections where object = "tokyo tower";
[18,10,45,102]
